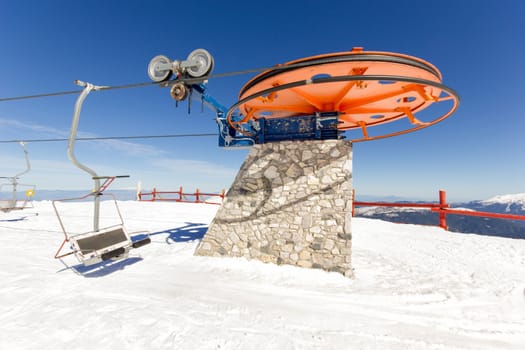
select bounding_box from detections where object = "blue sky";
[0,0,524,202]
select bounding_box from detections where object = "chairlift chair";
[54,81,150,267]
[0,142,36,213]
[53,176,151,266]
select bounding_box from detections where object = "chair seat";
[71,225,132,266]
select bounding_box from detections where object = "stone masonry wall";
[194,139,353,277]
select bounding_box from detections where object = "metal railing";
[352,190,525,230]
[137,186,225,205]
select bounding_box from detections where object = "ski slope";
[1,200,524,349]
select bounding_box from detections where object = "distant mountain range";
[354,193,525,239]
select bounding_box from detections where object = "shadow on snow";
[144,222,208,245]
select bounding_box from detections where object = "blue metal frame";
[190,83,340,149]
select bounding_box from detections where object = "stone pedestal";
[194,140,353,277]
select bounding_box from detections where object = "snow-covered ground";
[1,200,524,349]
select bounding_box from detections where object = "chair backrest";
[75,226,128,252]
[71,225,131,265]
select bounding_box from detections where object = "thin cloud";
[0,117,69,138]
[0,117,166,157]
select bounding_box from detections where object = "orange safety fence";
[352,190,525,230]
[137,186,225,205]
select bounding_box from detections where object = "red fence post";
[178,186,183,202]
[439,190,448,230]
[195,188,200,203]
[153,187,157,202]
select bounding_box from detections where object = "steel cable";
[0,133,217,144]
[0,52,434,102]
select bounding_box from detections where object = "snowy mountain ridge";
[481,193,525,210]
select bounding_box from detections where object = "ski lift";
[54,81,150,266]
[148,48,458,146]
[0,142,36,213]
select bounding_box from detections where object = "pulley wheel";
[148,55,173,82]
[186,49,214,77]
[170,82,189,101]
[229,48,459,142]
